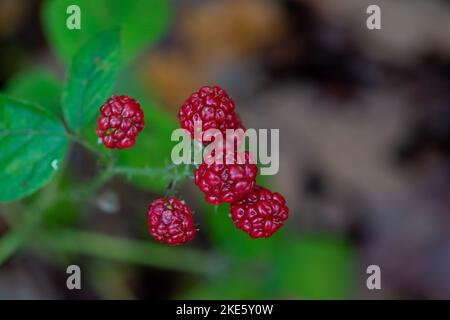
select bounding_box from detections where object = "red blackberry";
[147,198,196,246]
[230,186,289,238]
[96,95,144,149]
[194,150,257,205]
[178,86,244,143]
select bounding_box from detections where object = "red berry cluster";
[97,87,288,246]
[96,95,144,149]
[178,85,245,143]
[180,86,288,242]
[194,150,258,205]
[146,198,196,246]
[230,186,289,239]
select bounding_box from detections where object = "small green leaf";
[62,30,121,132]
[0,95,69,202]
[5,68,62,117]
[42,0,171,64]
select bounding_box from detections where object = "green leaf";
[62,30,121,132]
[0,95,69,202]
[41,0,171,64]
[5,68,62,117]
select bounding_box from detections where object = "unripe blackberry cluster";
[180,86,289,241]
[97,87,288,246]
[96,95,144,149]
[147,198,196,246]
[230,186,289,238]
[178,85,245,143]
[194,149,258,205]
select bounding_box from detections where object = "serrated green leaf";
[41,0,171,64]
[0,95,69,202]
[62,30,121,132]
[5,68,62,117]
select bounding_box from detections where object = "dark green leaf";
[0,95,69,202]
[62,30,121,132]
[5,68,62,117]
[42,0,171,64]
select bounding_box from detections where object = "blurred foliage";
[5,69,62,117]
[274,235,354,299]
[197,203,354,299]
[41,0,171,64]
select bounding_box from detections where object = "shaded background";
[1,0,450,299]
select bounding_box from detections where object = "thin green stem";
[69,163,115,200]
[112,163,175,178]
[67,132,109,162]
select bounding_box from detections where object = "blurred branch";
[0,222,31,264]
[0,208,43,264]
[37,229,223,276]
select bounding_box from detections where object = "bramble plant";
[0,22,289,247]
[1,29,122,202]
[0,0,354,299]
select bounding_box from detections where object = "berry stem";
[69,164,115,200]
[68,133,108,161]
[163,179,177,198]
[112,163,194,183]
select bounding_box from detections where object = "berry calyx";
[194,150,257,205]
[147,197,196,246]
[96,95,144,149]
[178,86,245,143]
[230,186,289,238]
